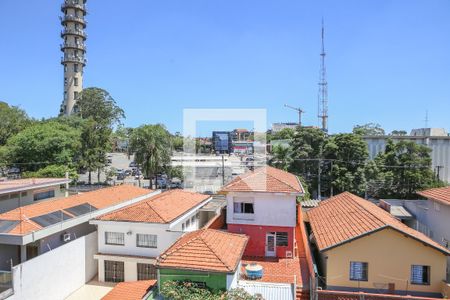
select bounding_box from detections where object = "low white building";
[0,177,70,213]
[90,189,214,282]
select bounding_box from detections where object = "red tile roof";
[241,257,304,285]
[97,189,210,223]
[417,186,450,206]
[0,177,70,194]
[221,166,304,194]
[307,192,450,255]
[101,280,156,300]
[0,185,152,235]
[157,229,248,273]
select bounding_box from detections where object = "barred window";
[411,265,430,285]
[104,260,124,282]
[276,232,288,246]
[137,263,156,280]
[136,234,157,248]
[105,232,124,245]
[350,262,368,281]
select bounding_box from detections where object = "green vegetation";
[352,123,385,136]
[4,121,81,172]
[129,124,172,189]
[0,101,32,146]
[270,127,443,199]
[160,281,261,300]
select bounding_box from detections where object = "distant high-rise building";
[60,0,87,115]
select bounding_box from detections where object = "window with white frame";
[136,234,157,248]
[233,197,254,214]
[105,232,125,245]
[349,261,368,281]
[411,265,430,285]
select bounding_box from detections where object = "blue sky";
[1,0,449,135]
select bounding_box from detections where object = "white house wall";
[96,222,182,258]
[10,232,97,300]
[226,192,297,227]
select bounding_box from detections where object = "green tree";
[353,123,385,136]
[160,281,260,300]
[269,144,293,171]
[324,133,369,195]
[22,165,78,180]
[373,139,443,198]
[129,124,172,189]
[172,132,184,152]
[390,130,407,136]
[5,121,81,172]
[271,128,296,141]
[290,127,327,197]
[0,101,32,146]
[75,88,124,184]
[74,88,125,126]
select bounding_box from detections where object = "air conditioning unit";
[62,233,71,242]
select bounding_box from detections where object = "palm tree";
[269,145,293,171]
[129,124,172,189]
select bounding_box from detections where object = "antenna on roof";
[424,110,429,128]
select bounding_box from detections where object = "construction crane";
[284,104,305,127]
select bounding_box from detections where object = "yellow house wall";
[324,227,447,295]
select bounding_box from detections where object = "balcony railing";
[60,42,86,51]
[60,28,87,39]
[61,55,87,65]
[61,1,86,14]
[60,15,87,27]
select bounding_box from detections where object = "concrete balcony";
[61,1,86,15]
[60,15,87,28]
[61,55,87,66]
[60,42,86,52]
[60,28,87,39]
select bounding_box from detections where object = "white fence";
[9,231,97,300]
[238,280,295,300]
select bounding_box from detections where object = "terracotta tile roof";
[221,166,304,194]
[0,177,70,194]
[307,192,450,255]
[101,280,156,300]
[97,189,210,223]
[417,186,450,206]
[241,257,303,285]
[0,185,152,235]
[157,229,248,273]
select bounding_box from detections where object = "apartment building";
[307,192,450,298]
[90,190,213,282]
[222,166,304,258]
[0,177,70,213]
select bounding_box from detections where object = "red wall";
[228,224,294,258]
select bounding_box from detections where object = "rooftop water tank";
[245,263,263,280]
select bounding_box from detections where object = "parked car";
[129,161,137,168]
[117,173,126,180]
[157,177,167,189]
[124,169,132,176]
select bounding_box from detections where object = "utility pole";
[284,104,305,127]
[317,158,321,200]
[435,165,444,181]
[221,155,225,186]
